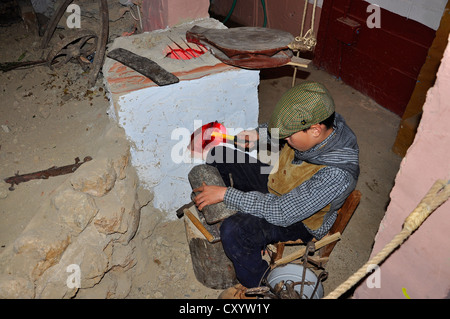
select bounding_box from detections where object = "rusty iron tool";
[310,270,328,299]
[245,286,271,296]
[299,241,316,299]
[4,156,92,191]
[1,59,47,72]
[107,48,179,86]
[285,280,301,299]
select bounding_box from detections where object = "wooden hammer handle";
[184,208,215,243]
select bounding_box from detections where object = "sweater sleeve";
[223,166,351,227]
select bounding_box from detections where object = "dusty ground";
[0,17,220,299]
[0,14,402,299]
[0,26,110,248]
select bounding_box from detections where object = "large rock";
[34,226,110,299]
[0,123,147,299]
[70,158,117,197]
[93,169,140,244]
[0,274,34,299]
[52,189,99,234]
[12,223,71,280]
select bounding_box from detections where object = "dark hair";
[303,112,335,132]
[320,112,335,129]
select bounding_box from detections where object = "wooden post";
[184,206,238,289]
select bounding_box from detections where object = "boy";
[193,81,359,298]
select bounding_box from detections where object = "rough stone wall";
[0,124,152,299]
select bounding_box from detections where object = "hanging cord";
[223,0,267,27]
[324,179,450,299]
[300,0,308,40]
[291,0,318,87]
[222,0,237,24]
[261,0,267,27]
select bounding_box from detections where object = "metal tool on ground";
[1,30,98,73]
[0,59,47,72]
[107,48,179,86]
[4,156,92,191]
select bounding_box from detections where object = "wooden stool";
[270,190,362,266]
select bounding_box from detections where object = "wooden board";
[106,48,179,86]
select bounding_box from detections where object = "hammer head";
[176,202,194,218]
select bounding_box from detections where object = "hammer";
[176,203,218,243]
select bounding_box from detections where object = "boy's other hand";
[236,129,259,149]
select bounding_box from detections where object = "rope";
[291,0,318,87]
[324,179,450,299]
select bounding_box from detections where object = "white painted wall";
[365,0,447,30]
[115,69,260,215]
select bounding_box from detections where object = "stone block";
[13,225,71,279]
[51,188,99,234]
[0,274,34,299]
[70,158,117,197]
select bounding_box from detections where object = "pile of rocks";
[0,124,151,298]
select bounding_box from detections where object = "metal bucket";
[267,263,324,299]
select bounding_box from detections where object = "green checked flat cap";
[269,81,335,138]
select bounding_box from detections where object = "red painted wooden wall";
[313,0,437,116]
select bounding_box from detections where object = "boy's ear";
[309,124,322,137]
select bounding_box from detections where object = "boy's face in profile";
[285,123,328,152]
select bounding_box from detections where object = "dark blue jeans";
[206,146,313,288]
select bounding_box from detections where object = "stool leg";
[270,243,285,264]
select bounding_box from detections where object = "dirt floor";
[0,16,402,299]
